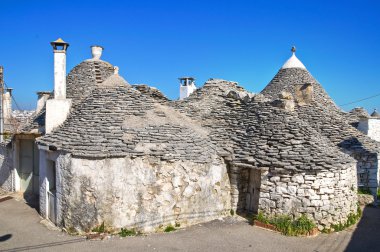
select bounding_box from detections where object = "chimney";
[36,91,51,114]
[51,38,69,99]
[179,77,196,100]
[91,45,103,60]
[45,38,72,134]
[3,88,12,123]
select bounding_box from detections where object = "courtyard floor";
[0,196,379,252]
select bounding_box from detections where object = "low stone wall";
[0,144,13,191]
[259,164,358,230]
[57,154,231,233]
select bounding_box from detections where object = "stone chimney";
[45,38,72,134]
[179,77,196,100]
[36,91,51,114]
[3,88,12,124]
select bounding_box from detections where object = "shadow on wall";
[338,136,364,151]
[345,206,380,252]
[0,147,12,191]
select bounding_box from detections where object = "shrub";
[255,212,270,224]
[254,213,315,236]
[119,228,137,237]
[329,205,361,232]
[293,215,316,235]
[230,209,235,216]
[272,215,315,236]
[164,225,176,232]
[272,215,293,235]
[358,187,372,195]
[92,222,105,233]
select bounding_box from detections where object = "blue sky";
[0,0,379,112]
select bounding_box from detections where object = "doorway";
[46,160,57,224]
[245,169,261,214]
[18,139,39,196]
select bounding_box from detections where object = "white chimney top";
[46,38,72,134]
[50,38,69,99]
[179,77,196,100]
[91,45,103,60]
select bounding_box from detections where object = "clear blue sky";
[1,0,379,112]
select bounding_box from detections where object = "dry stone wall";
[259,164,358,229]
[57,154,231,233]
[350,151,379,194]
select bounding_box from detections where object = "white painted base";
[46,99,72,134]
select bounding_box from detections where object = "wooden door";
[19,140,34,194]
[19,140,39,195]
[246,169,261,214]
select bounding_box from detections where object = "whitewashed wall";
[368,119,380,142]
[46,153,231,233]
[358,118,380,142]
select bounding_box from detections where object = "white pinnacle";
[281,47,306,70]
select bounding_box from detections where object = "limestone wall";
[0,144,13,191]
[57,154,231,232]
[258,164,358,229]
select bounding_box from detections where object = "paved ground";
[1,197,379,252]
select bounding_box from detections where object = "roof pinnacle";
[371,109,380,117]
[281,46,306,70]
[291,46,296,54]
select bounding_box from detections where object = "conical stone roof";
[21,59,115,134]
[171,79,354,172]
[262,51,339,110]
[37,74,217,162]
[261,49,380,155]
[371,109,380,118]
[66,60,115,104]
